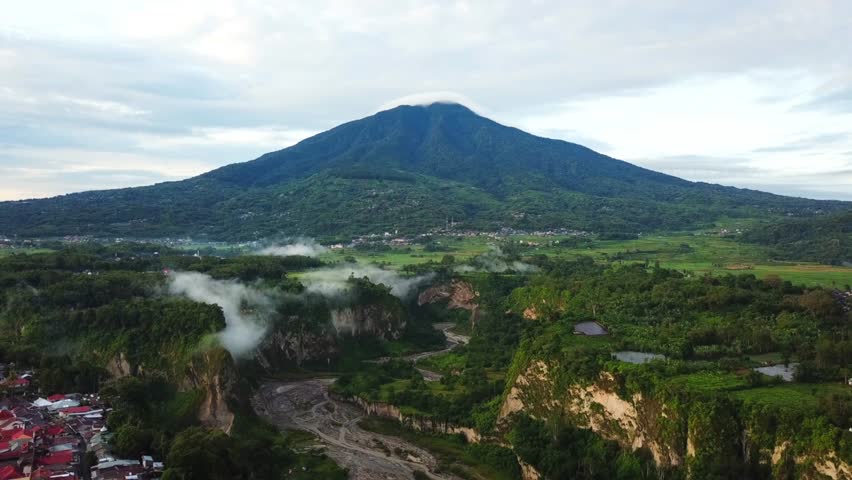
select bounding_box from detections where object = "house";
[0,418,24,431]
[44,425,65,437]
[59,407,101,418]
[31,466,78,480]
[91,460,143,480]
[96,465,145,480]
[2,378,29,389]
[37,449,74,466]
[47,400,80,412]
[0,465,21,480]
[46,394,65,403]
[0,439,30,461]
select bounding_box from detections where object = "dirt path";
[254,379,457,480]
[253,324,470,480]
[369,322,470,381]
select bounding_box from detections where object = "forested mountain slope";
[0,103,847,239]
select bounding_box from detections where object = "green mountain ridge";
[1,102,848,239]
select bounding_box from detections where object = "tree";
[162,427,237,480]
[112,424,153,458]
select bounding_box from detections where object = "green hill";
[741,210,852,264]
[0,103,847,239]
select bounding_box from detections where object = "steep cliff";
[418,279,480,326]
[499,360,852,479]
[499,361,681,466]
[348,395,482,444]
[254,302,407,370]
[183,347,238,433]
[330,304,405,339]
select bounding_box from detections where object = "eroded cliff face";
[500,360,852,478]
[418,279,480,326]
[255,303,406,370]
[255,318,338,370]
[330,304,405,339]
[500,361,682,466]
[106,352,134,378]
[518,459,542,480]
[349,396,482,444]
[184,347,237,434]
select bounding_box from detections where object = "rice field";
[317,233,852,287]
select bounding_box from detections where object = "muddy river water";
[253,323,470,480]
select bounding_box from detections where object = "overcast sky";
[2,1,852,201]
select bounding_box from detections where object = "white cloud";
[257,239,327,257]
[0,147,209,200]
[378,91,488,115]
[140,126,315,150]
[52,95,149,117]
[301,264,433,299]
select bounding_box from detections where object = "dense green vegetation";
[0,244,365,479]
[323,230,852,287]
[97,349,324,480]
[509,415,660,479]
[332,254,850,478]
[358,416,520,480]
[0,103,846,239]
[741,210,852,264]
[0,236,848,479]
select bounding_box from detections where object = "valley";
[254,323,473,479]
[254,378,448,480]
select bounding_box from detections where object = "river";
[253,323,470,480]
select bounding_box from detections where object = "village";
[0,367,163,480]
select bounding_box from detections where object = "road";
[253,323,470,480]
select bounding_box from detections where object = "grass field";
[732,383,848,411]
[319,233,852,288]
[418,351,467,375]
[666,371,749,392]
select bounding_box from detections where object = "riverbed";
[253,323,470,480]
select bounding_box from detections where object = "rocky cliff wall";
[499,360,851,479]
[418,280,480,326]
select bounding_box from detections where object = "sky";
[2,1,852,201]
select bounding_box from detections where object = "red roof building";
[0,440,28,461]
[4,378,30,388]
[0,428,23,441]
[0,465,21,480]
[10,430,33,442]
[31,467,78,479]
[37,449,74,465]
[0,418,24,431]
[47,394,65,402]
[0,410,13,420]
[58,406,90,415]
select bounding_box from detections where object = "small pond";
[754,363,798,382]
[612,351,666,364]
[574,321,608,336]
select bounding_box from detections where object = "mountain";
[0,102,848,239]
